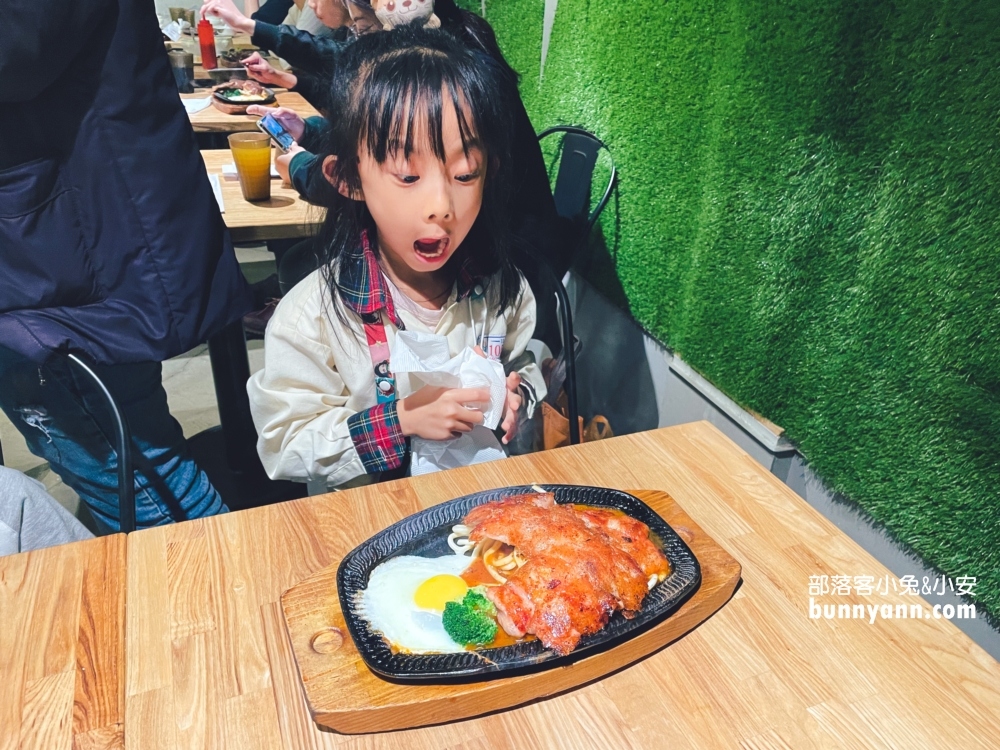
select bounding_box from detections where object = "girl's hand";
[397,386,490,441]
[201,0,255,34]
[245,105,306,141]
[241,53,297,89]
[500,372,522,444]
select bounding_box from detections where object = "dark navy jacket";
[0,0,252,365]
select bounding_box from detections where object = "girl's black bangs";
[360,52,483,164]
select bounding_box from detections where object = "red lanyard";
[361,310,396,404]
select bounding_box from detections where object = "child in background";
[247,26,545,489]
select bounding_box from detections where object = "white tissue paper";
[182,98,212,115]
[390,330,508,476]
[207,174,224,213]
[162,20,183,41]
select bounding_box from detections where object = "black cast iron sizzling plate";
[337,485,701,681]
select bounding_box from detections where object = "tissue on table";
[390,330,508,476]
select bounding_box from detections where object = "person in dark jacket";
[205,0,354,112]
[249,0,295,25]
[0,0,253,532]
[205,0,353,77]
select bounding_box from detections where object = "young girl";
[247,26,546,489]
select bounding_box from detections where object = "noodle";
[447,524,475,555]
[448,523,527,583]
[447,486,548,579]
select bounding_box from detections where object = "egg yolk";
[413,574,468,612]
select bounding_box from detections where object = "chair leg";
[552,275,581,445]
[207,322,259,472]
[67,354,136,533]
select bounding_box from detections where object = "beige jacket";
[247,268,545,488]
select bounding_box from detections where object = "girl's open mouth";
[413,237,449,260]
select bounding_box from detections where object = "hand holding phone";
[256,112,296,152]
[247,105,306,138]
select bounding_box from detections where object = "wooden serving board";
[280,489,741,734]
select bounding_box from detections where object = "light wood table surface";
[184,90,319,133]
[201,149,323,242]
[124,423,1000,748]
[1,534,126,750]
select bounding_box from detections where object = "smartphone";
[256,112,295,152]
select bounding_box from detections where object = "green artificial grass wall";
[472,0,1000,619]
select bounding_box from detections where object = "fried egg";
[357,554,471,653]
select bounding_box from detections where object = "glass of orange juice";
[228,132,272,202]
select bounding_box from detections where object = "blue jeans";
[0,348,227,533]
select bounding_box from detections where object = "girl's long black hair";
[318,25,522,322]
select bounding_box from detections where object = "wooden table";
[1,535,126,750]
[123,423,1000,748]
[201,150,322,243]
[184,91,319,133]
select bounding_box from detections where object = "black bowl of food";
[211,80,276,114]
[220,48,258,68]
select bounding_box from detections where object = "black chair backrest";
[551,132,601,224]
[538,126,617,252]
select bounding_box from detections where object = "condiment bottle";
[198,19,217,70]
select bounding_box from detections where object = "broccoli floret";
[442,587,498,646]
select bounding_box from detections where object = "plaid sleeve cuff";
[347,402,408,474]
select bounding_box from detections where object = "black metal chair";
[536,126,617,445]
[65,354,136,533]
[0,360,129,525]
